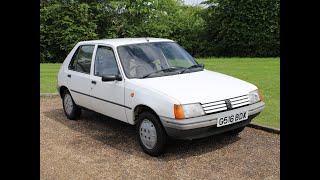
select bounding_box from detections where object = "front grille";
[201,100,227,114]
[230,95,249,108]
[201,94,249,115]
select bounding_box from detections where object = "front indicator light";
[174,104,185,119]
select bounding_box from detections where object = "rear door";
[89,45,128,122]
[66,44,96,109]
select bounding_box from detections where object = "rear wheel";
[136,112,167,156]
[62,90,81,120]
[227,126,245,135]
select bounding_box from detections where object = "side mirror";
[199,63,205,68]
[101,74,122,82]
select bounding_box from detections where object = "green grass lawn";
[40,57,279,128]
[40,63,62,93]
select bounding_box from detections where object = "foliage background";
[40,0,280,63]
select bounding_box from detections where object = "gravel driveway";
[40,96,279,179]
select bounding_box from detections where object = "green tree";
[40,0,208,62]
[110,0,182,38]
[40,1,98,62]
[168,5,208,57]
[110,0,207,57]
[203,0,280,57]
[40,0,279,63]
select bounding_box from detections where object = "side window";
[68,45,95,74]
[68,47,79,70]
[94,46,119,77]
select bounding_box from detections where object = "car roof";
[78,37,174,47]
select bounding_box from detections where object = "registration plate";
[217,111,248,127]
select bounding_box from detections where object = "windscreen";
[117,42,198,78]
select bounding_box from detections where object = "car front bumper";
[159,101,265,140]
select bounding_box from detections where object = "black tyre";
[62,90,81,120]
[227,126,245,135]
[136,111,167,156]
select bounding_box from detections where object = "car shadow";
[43,108,241,161]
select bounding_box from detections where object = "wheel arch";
[59,86,69,98]
[133,104,159,125]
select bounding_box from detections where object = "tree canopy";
[40,0,280,63]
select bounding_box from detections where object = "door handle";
[67,74,71,78]
[91,81,96,84]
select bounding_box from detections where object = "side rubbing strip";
[70,89,132,109]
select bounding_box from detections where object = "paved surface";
[40,96,280,179]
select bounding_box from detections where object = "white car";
[57,38,265,156]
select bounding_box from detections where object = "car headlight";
[174,103,205,119]
[249,89,262,104]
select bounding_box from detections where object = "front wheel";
[136,112,167,156]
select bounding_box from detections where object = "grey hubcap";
[140,119,157,149]
[64,94,73,115]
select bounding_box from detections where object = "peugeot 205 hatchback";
[57,38,265,156]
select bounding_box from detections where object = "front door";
[89,45,127,122]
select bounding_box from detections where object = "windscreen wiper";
[141,67,182,78]
[179,64,204,74]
